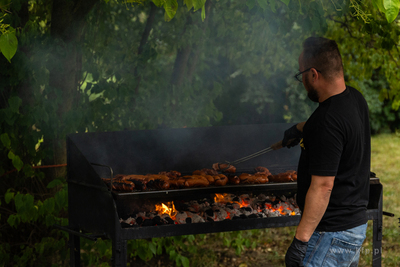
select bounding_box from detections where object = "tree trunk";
[43,0,99,179]
[170,15,193,87]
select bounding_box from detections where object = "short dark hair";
[302,37,343,81]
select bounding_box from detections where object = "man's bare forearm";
[296,121,306,132]
[295,175,334,242]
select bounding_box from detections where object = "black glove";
[285,236,308,267]
[282,124,303,148]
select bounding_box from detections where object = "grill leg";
[69,233,81,267]
[372,219,382,267]
[372,188,383,267]
[112,239,127,267]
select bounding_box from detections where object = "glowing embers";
[120,193,301,227]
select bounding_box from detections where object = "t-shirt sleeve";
[307,116,344,176]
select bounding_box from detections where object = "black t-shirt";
[297,86,371,232]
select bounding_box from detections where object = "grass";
[131,133,400,267]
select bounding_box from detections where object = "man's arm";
[282,121,306,148]
[295,175,335,242]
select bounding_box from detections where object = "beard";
[304,75,320,103]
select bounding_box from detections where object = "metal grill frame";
[64,124,383,267]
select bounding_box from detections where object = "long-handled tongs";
[218,140,284,171]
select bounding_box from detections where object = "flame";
[214,193,231,203]
[155,202,178,220]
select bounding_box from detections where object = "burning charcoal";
[240,207,253,216]
[142,219,154,226]
[206,217,214,222]
[215,209,228,221]
[267,210,280,217]
[226,204,234,209]
[205,209,214,217]
[244,207,252,212]
[248,214,258,219]
[232,196,240,202]
[148,212,158,219]
[272,200,281,206]
[176,211,188,224]
[257,194,267,201]
[120,217,136,225]
[136,217,144,225]
[185,217,192,224]
[153,216,164,225]
[165,217,174,224]
[232,203,241,210]
[190,214,205,223]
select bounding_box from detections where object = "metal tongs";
[218,140,284,171]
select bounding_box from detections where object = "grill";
[62,123,384,267]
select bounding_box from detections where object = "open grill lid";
[67,123,300,182]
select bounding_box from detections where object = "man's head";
[298,37,345,102]
[301,37,343,81]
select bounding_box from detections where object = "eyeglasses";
[294,68,321,82]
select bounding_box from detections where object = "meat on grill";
[212,163,236,173]
[268,170,297,183]
[102,167,297,192]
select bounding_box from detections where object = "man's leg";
[303,223,367,267]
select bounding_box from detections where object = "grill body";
[65,123,383,267]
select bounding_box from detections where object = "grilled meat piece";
[212,163,236,173]
[213,174,228,186]
[267,170,296,183]
[254,166,272,176]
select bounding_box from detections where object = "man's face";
[299,52,320,103]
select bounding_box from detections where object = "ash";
[120,193,300,228]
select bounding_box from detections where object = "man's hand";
[285,236,308,267]
[282,124,303,148]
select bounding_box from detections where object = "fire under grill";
[63,123,384,267]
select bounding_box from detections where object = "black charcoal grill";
[62,123,384,267]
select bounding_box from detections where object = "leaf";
[246,0,256,9]
[0,133,11,149]
[181,256,190,267]
[0,29,18,63]
[8,96,22,113]
[5,190,14,204]
[373,0,385,13]
[201,6,206,21]
[193,0,206,11]
[383,0,400,23]
[43,198,55,213]
[184,0,193,10]
[47,179,63,189]
[7,214,17,227]
[257,0,269,10]
[164,0,178,19]
[269,0,277,12]
[8,150,15,160]
[152,0,163,7]
[12,155,24,171]
[149,242,157,255]
[279,0,290,6]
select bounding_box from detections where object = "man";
[283,37,371,267]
